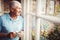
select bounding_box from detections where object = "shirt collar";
[8,13,20,21]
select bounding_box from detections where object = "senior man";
[0,1,24,40]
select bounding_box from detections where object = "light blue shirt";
[0,13,24,40]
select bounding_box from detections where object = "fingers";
[17,31,24,37]
[7,31,24,38]
[8,32,17,38]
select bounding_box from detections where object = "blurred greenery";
[56,5,60,13]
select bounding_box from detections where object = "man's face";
[10,5,22,16]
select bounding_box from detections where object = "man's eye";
[19,8,21,9]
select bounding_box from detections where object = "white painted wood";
[23,0,27,40]
[23,0,32,40]
[35,0,42,40]
[28,13,60,25]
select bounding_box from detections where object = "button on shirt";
[0,13,24,40]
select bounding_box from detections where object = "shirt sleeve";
[0,16,2,32]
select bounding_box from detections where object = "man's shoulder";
[0,13,9,18]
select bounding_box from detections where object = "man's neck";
[9,13,17,20]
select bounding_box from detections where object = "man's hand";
[8,32,17,38]
[17,31,24,38]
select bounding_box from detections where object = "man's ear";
[10,8,14,12]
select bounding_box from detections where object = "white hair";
[9,1,22,8]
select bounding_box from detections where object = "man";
[0,1,24,40]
